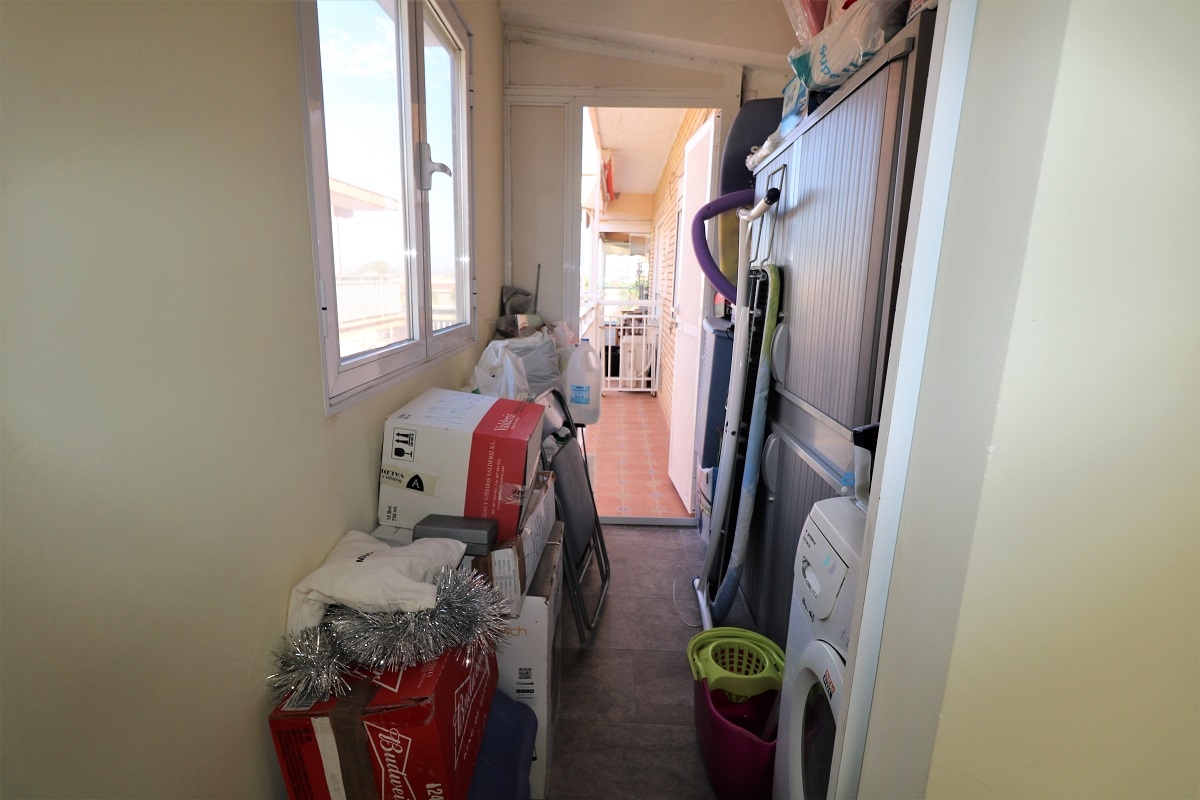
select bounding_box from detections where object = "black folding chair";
[532,388,610,647]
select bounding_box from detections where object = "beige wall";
[601,192,655,222]
[861,1,1199,797]
[500,0,795,96]
[0,1,504,796]
[504,22,743,327]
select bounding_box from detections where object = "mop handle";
[697,188,779,609]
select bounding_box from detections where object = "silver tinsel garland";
[268,566,509,705]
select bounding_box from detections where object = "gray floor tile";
[626,558,706,602]
[562,593,698,652]
[548,720,717,800]
[557,647,637,724]
[679,528,708,563]
[579,554,629,597]
[600,526,690,561]
[553,716,698,753]
[633,649,699,726]
[548,524,769,800]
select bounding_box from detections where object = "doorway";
[576,105,719,524]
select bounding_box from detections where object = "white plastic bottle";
[565,338,601,425]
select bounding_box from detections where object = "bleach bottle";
[565,338,601,425]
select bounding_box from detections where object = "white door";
[667,117,716,513]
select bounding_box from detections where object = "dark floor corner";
[548,524,757,800]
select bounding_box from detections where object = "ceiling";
[591,106,689,196]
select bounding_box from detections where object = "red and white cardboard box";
[378,389,544,542]
[269,647,498,800]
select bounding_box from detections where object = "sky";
[317,0,459,278]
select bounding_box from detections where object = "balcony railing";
[593,300,660,393]
[336,275,461,343]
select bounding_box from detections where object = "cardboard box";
[471,473,556,616]
[496,524,562,800]
[370,524,412,547]
[269,647,497,800]
[379,389,544,541]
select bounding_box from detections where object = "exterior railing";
[336,275,460,342]
[596,300,659,393]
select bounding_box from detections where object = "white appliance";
[774,497,866,799]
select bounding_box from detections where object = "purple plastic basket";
[693,678,778,800]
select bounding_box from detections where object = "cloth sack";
[287,531,466,633]
[505,330,561,397]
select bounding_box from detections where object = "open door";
[667,115,716,514]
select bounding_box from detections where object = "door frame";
[503,27,742,328]
[831,2,979,797]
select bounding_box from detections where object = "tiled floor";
[585,392,691,520]
[547,524,756,799]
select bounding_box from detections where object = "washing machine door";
[788,639,845,799]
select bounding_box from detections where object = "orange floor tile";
[581,391,691,520]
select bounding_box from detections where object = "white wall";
[0,1,504,796]
[500,0,796,96]
[860,1,1199,796]
[505,35,742,326]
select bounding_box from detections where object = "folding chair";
[532,388,610,647]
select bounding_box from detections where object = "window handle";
[418,142,451,190]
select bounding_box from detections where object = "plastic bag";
[781,0,827,46]
[504,330,561,397]
[547,321,579,372]
[548,321,577,349]
[473,341,529,400]
[788,0,906,92]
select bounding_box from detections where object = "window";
[298,0,474,413]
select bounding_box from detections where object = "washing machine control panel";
[794,519,848,621]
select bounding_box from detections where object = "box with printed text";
[472,471,556,616]
[378,389,543,541]
[496,522,562,799]
[269,647,497,800]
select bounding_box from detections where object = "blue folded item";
[468,688,538,800]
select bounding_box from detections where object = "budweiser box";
[472,473,556,616]
[496,523,562,799]
[269,647,497,800]
[379,388,543,541]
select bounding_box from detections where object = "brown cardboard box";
[471,473,557,616]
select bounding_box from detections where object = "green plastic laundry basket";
[688,627,784,703]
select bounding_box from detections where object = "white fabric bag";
[287,531,466,633]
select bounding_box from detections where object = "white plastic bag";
[473,341,529,400]
[505,329,561,397]
[788,0,906,92]
[548,321,579,373]
[781,0,827,46]
[548,321,577,350]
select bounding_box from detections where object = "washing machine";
[774,497,866,799]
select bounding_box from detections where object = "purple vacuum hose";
[691,188,755,303]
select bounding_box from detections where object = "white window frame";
[297,0,476,415]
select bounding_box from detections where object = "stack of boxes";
[270,388,563,799]
[496,522,563,799]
